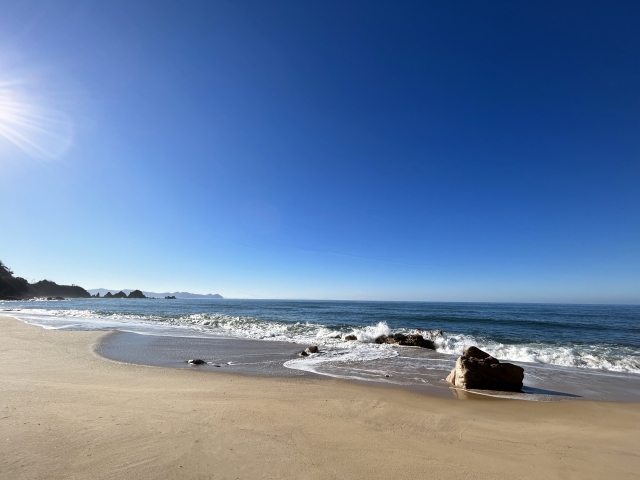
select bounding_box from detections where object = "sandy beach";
[1,315,639,479]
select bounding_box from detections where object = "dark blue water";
[3,299,640,373]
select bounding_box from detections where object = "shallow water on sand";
[96,331,640,402]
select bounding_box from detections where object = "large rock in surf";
[344,335,357,341]
[446,346,524,392]
[188,359,206,365]
[402,334,435,349]
[374,333,435,349]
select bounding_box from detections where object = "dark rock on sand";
[298,346,318,357]
[344,334,357,341]
[446,346,524,392]
[187,359,206,365]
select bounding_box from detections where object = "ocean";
[3,299,640,400]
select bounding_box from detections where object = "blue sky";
[0,1,638,302]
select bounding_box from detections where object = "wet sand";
[98,330,314,377]
[99,330,640,402]
[2,315,640,479]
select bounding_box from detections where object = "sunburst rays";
[0,79,74,162]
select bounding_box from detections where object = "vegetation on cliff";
[0,261,30,300]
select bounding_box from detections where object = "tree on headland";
[0,260,13,275]
[0,261,30,300]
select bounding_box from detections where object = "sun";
[0,78,74,162]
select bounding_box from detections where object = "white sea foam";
[284,344,399,380]
[431,332,640,374]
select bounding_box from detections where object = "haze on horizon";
[0,1,639,304]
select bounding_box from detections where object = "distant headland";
[87,289,223,299]
[0,261,223,300]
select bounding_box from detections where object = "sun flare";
[0,79,74,162]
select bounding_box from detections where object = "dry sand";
[1,315,639,479]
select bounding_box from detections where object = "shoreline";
[2,315,640,478]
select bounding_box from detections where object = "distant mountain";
[154,291,223,299]
[88,288,223,299]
